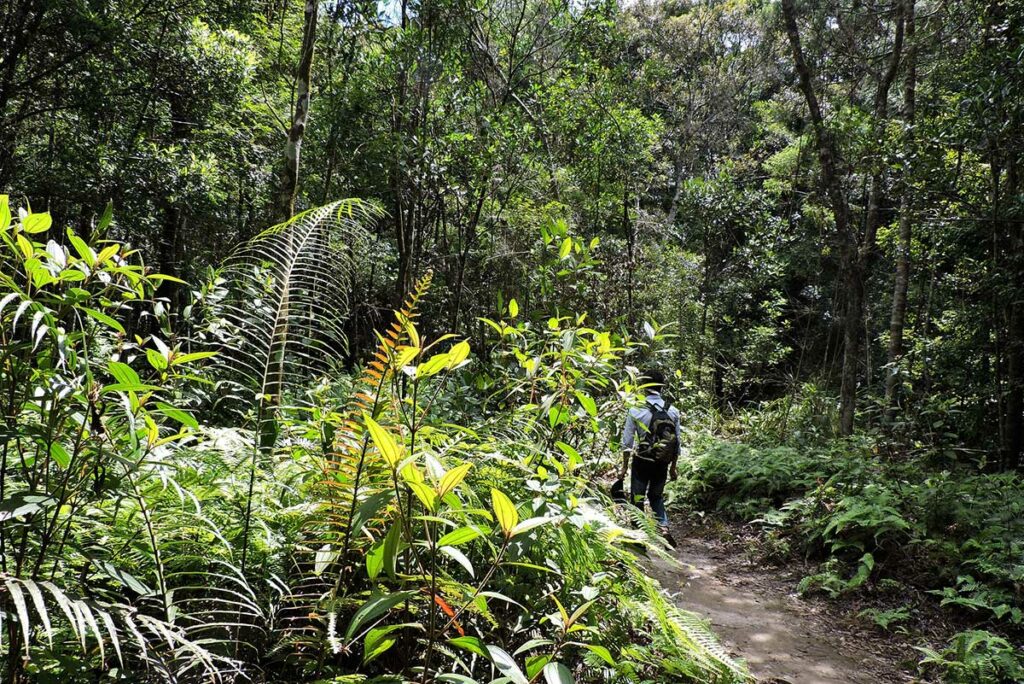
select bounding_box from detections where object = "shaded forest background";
[2,0,1023,468]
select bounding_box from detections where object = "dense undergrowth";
[0,198,750,683]
[666,391,1024,683]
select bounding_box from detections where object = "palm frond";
[0,575,242,681]
[208,199,382,419]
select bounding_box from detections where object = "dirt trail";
[648,536,908,684]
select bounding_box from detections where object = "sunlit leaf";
[491,488,518,536]
[438,462,472,497]
[365,414,403,467]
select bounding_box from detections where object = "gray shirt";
[622,392,682,457]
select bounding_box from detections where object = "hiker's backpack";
[637,401,678,464]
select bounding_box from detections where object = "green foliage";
[857,605,911,632]
[916,630,1024,684]
[0,201,750,683]
[669,430,1024,651]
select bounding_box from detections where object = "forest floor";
[648,519,925,684]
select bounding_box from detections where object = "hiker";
[620,368,681,537]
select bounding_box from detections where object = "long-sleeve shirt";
[621,392,682,458]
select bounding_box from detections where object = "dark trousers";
[630,458,669,525]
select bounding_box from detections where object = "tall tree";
[885,0,916,420]
[276,0,320,221]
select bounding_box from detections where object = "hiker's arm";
[670,412,681,480]
[621,411,636,477]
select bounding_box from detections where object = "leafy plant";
[916,630,1024,684]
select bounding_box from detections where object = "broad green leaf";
[449,635,488,659]
[146,348,168,371]
[408,481,438,511]
[366,538,386,580]
[527,654,551,680]
[96,244,119,264]
[567,600,595,627]
[583,644,615,666]
[417,352,450,378]
[510,516,551,538]
[393,345,419,368]
[508,298,519,318]
[16,234,33,259]
[558,237,572,259]
[49,442,71,469]
[147,274,188,284]
[514,638,554,655]
[487,645,528,684]
[83,308,125,334]
[543,662,574,684]
[170,351,217,366]
[382,522,401,580]
[574,391,597,417]
[155,403,198,430]
[439,545,475,577]
[22,212,52,234]
[555,442,582,471]
[101,383,161,394]
[67,232,94,266]
[401,462,425,484]
[97,201,114,232]
[364,414,403,467]
[447,340,471,368]
[344,591,415,641]
[437,526,481,547]
[364,623,421,664]
[491,488,518,536]
[0,195,10,231]
[548,404,570,428]
[0,493,55,522]
[438,462,472,497]
[107,361,140,386]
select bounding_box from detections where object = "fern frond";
[636,578,752,683]
[209,198,382,418]
[0,575,242,681]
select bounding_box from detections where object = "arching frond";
[208,199,382,419]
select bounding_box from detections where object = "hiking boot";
[658,525,677,548]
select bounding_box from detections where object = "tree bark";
[885,0,916,421]
[1003,156,1023,470]
[781,0,858,435]
[276,0,319,222]
[782,0,904,435]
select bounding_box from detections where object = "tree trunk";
[276,0,319,222]
[1003,156,1023,470]
[885,0,916,421]
[782,0,904,435]
[781,0,857,434]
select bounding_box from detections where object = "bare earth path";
[647,534,912,684]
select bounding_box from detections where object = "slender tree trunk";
[781,0,857,434]
[885,0,916,421]
[276,0,319,222]
[1003,157,1023,470]
[782,0,903,435]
